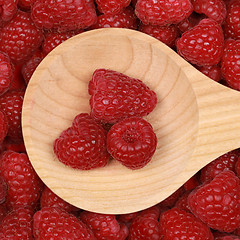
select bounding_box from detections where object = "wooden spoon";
[22,28,240,214]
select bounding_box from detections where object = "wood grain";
[22,28,240,214]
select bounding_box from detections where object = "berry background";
[0,0,240,239]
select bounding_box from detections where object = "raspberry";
[54,113,110,170]
[0,91,24,142]
[178,12,204,33]
[197,65,222,82]
[177,18,224,66]
[0,51,13,96]
[34,207,95,240]
[221,40,240,90]
[80,211,129,240]
[31,0,97,32]
[89,69,157,124]
[42,30,84,55]
[0,207,34,239]
[0,176,7,204]
[107,117,157,170]
[191,0,227,24]
[160,208,214,239]
[22,51,45,84]
[96,0,131,14]
[128,206,160,240]
[139,24,179,48]
[135,0,193,26]
[0,0,18,25]
[0,11,43,64]
[223,0,240,40]
[0,151,43,209]
[40,186,79,213]
[188,170,240,232]
[90,6,138,30]
[200,151,238,183]
[0,110,8,144]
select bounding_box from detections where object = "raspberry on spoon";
[54,113,110,170]
[89,69,157,124]
[107,117,157,170]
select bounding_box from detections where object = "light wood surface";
[22,28,240,214]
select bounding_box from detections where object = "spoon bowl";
[22,28,240,214]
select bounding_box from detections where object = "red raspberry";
[221,40,240,90]
[223,0,240,40]
[107,117,157,170]
[96,0,131,14]
[10,64,26,91]
[31,0,97,32]
[159,186,185,208]
[177,18,224,66]
[54,113,110,170]
[80,211,129,240]
[0,110,8,144]
[128,206,160,240]
[0,176,7,205]
[135,0,193,26]
[175,191,191,212]
[200,151,238,183]
[0,0,18,25]
[0,90,24,142]
[0,11,43,64]
[197,65,222,82]
[160,208,214,239]
[0,51,13,96]
[178,12,204,33]
[22,50,45,84]
[191,0,227,24]
[34,207,95,240]
[89,69,157,124]
[90,6,138,30]
[42,30,84,55]
[139,24,179,48]
[0,151,43,209]
[188,170,240,232]
[0,207,34,239]
[18,0,35,10]
[40,186,79,213]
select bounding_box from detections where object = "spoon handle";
[182,67,240,179]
